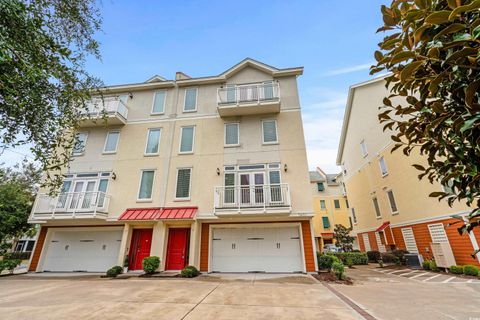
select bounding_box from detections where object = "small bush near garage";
[142,256,160,274]
[317,253,340,270]
[380,253,400,265]
[367,251,381,263]
[463,265,479,276]
[181,265,200,278]
[106,266,123,278]
[422,260,431,270]
[332,252,368,265]
[429,260,439,272]
[331,261,345,280]
[390,249,409,265]
[0,258,21,273]
[449,265,464,275]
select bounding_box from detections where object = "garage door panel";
[43,230,122,272]
[211,226,304,273]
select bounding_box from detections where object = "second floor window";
[334,199,341,209]
[152,91,166,114]
[179,126,195,153]
[176,168,192,199]
[360,140,368,157]
[73,132,88,155]
[103,131,119,153]
[351,208,357,224]
[184,88,197,112]
[138,170,155,200]
[225,123,239,146]
[317,182,325,191]
[320,200,326,210]
[145,128,161,155]
[322,217,331,229]
[386,189,399,214]
[379,156,388,176]
[372,197,381,218]
[262,120,278,144]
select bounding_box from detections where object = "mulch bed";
[312,271,353,285]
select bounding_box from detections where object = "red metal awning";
[119,207,197,221]
[321,232,334,238]
[375,221,390,232]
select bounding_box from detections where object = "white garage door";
[211,226,304,273]
[43,229,122,272]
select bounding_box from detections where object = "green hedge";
[463,265,479,276]
[317,253,340,270]
[367,251,381,262]
[181,265,200,278]
[331,252,368,265]
[106,265,123,277]
[449,265,463,274]
[142,256,160,274]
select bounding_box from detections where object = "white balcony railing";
[214,183,291,213]
[31,191,110,220]
[217,82,280,105]
[83,97,129,121]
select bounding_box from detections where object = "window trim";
[179,125,196,154]
[151,90,167,115]
[224,122,240,147]
[372,196,382,219]
[102,131,120,154]
[351,208,357,225]
[379,156,388,177]
[386,189,399,215]
[72,132,89,156]
[319,200,326,210]
[333,199,341,209]
[144,128,162,156]
[261,119,279,145]
[136,169,156,202]
[183,87,198,113]
[174,167,192,201]
[360,140,368,157]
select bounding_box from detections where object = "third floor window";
[262,120,278,144]
[103,131,120,154]
[145,128,161,155]
[179,126,195,153]
[184,88,197,112]
[224,123,239,146]
[151,91,166,114]
[73,132,88,156]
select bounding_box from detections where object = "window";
[179,126,195,153]
[322,217,331,229]
[401,228,418,253]
[360,140,368,157]
[428,223,449,243]
[225,123,239,146]
[386,189,399,214]
[372,197,381,218]
[224,173,235,204]
[176,168,192,199]
[334,199,340,209]
[262,120,278,144]
[320,200,326,210]
[349,217,353,229]
[317,182,325,191]
[73,132,88,155]
[145,128,161,155]
[97,179,109,207]
[345,199,349,208]
[103,131,120,153]
[379,156,388,176]
[351,208,357,224]
[362,233,371,251]
[138,170,155,200]
[152,91,166,114]
[184,88,197,112]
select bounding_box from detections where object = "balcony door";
[69,180,97,210]
[240,172,264,206]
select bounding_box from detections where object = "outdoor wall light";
[128,92,133,99]
[284,164,288,172]
[216,168,221,175]
[112,172,117,180]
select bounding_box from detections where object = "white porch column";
[189,221,199,268]
[150,221,167,270]
[117,224,131,266]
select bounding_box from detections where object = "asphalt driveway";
[0,273,361,320]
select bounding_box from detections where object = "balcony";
[217,82,280,117]
[29,191,110,221]
[79,97,129,127]
[214,184,291,215]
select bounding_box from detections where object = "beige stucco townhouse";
[28,58,317,273]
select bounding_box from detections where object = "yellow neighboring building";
[310,167,351,251]
[336,76,480,267]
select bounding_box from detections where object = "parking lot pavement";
[371,266,480,284]
[332,265,480,320]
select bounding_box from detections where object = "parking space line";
[388,269,409,274]
[442,277,456,283]
[422,274,441,282]
[410,272,428,279]
[399,270,419,277]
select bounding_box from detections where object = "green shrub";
[0,259,21,272]
[463,265,479,276]
[181,265,200,278]
[332,261,345,280]
[449,265,464,275]
[380,253,398,264]
[317,254,340,270]
[422,260,431,270]
[142,256,160,274]
[345,257,353,268]
[332,252,368,265]
[429,260,439,272]
[391,250,409,265]
[367,251,381,263]
[106,265,123,277]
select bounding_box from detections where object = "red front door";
[128,229,153,270]
[165,228,190,270]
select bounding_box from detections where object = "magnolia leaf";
[429,191,446,197]
[374,50,384,62]
[465,80,480,108]
[445,47,477,64]
[449,0,480,20]
[400,61,423,81]
[391,51,416,64]
[425,11,452,24]
[473,25,480,40]
[447,0,458,9]
[412,164,426,171]
[433,23,466,39]
[452,33,472,41]
[460,118,477,133]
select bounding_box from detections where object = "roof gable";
[145,75,167,83]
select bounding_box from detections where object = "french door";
[69,180,97,210]
[240,172,265,206]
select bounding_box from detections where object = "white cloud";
[323,62,373,76]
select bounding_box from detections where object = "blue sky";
[1,0,387,173]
